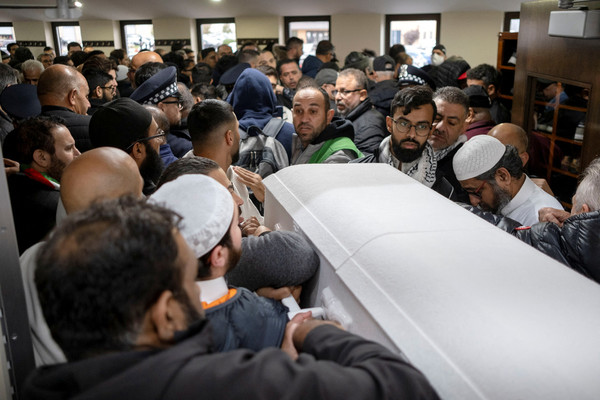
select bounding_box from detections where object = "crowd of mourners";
[1,36,598,399]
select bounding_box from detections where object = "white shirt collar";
[197,277,228,304]
[500,175,535,216]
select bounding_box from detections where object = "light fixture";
[74,1,82,7]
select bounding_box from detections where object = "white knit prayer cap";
[453,135,506,181]
[150,174,234,258]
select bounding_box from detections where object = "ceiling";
[0,0,526,22]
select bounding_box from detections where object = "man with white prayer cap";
[453,135,562,226]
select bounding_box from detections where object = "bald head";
[129,51,163,87]
[37,64,89,113]
[488,123,529,167]
[60,147,144,214]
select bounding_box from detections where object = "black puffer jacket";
[515,210,600,283]
[345,98,388,155]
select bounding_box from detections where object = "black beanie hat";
[89,97,153,152]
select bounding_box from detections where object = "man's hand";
[4,158,19,176]
[256,285,302,301]
[281,311,312,360]
[233,166,265,203]
[240,216,261,236]
[538,207,570,227]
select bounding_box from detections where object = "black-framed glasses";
[126,129,166,151]
[161,100,184,110]
[465,180,487,200]
[332,89,362,97]
[391,118,432,137]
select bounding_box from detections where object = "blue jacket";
[301,55,323,78]
[227,68,294,160]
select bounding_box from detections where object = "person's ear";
[94,85,103,99]
[487,84,496,97]
[67,88,78,107]
[495,167,512,187]
[520,152,529,168]
[150,290,182,343]
[207,245,228,278]
[386,115,393,133]
[32,149,51,169]
[326,108,334,124]
[466,107,475,124]
[359,88,368,102]
[130,141,145,162]
[225,129,234,146]
[581,203,590,213]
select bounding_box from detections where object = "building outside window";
[386,14,440,68]
[52,22,82,56]
[120,20,154,57]
[0,23,15,54]
[197,18,236,51]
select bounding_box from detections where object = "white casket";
[264,163,600,400]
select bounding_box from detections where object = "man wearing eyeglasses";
[354,86,452,195]
[89,97,165,196]
[453,135,562,226]
[334,68,387,155]
[83,67,118,115]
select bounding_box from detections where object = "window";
[284,16,331,65]
[52,22,82,56]
[196,18,236,52]
[385,14,440,68]
[504,12,520,33]
[120,20,154,57]
[0,23,16,53]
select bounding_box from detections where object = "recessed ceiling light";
[73,1,83,7]
[210,0,221,2]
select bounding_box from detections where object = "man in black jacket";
[335,68,387,155]
[38,64,92,152]
[24,196,440,400]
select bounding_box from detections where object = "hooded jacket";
[228,68,294,159]
[344,97,388,155]
[292,118,361,165]
[23,321,439,400]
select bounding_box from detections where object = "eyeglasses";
[332,89,362,97]
[126,129,166,151]
[465,180,487,200]
[391,118,432,137]
[100,85,116,91]
[161,100,184,110]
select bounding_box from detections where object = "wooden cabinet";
[512,0,600,208]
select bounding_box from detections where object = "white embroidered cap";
[150,174,234,258]
[453,135,506,181]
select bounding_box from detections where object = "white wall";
[440,11,504,67]
[235,16,280,39]
[332,14,384,64]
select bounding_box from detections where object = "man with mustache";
[354,86,452,196]
[429,86,471,202]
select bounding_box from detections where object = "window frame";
[120,19,154,57]
[196,18,236,52]
[51,21,81,56]
[284,15,331,43]
[385,13,441,56]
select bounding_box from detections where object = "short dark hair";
[83,67,112,94]
[276,59,299,76]
[390,86,437,122]
[286,37,304,48]
[190,83,220,100]
[433,86,469,118]
[135,62,168,87]
[82,55,117,75]
[256,65,277,79]
[187,99,236,145]
[70,51,89,67]
[7,42,18,52]
[466,64,500,88]
[184,48,194,55]
[389,44,406,59]
[476,145,523,181]
[316,40,334,56]
[238,49,259,64]
[294,86,331,111]
[35,196,189,361]
[12,116,66,164]
[110,49,126,61]
[171,43,184,52]
[157,156,220,189]
[53,55,71,66]
[67,42,81,51]
[201,47,215,60]
[43,46,53,52]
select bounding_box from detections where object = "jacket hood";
[227,68,278,132]
[312,117,355,145]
